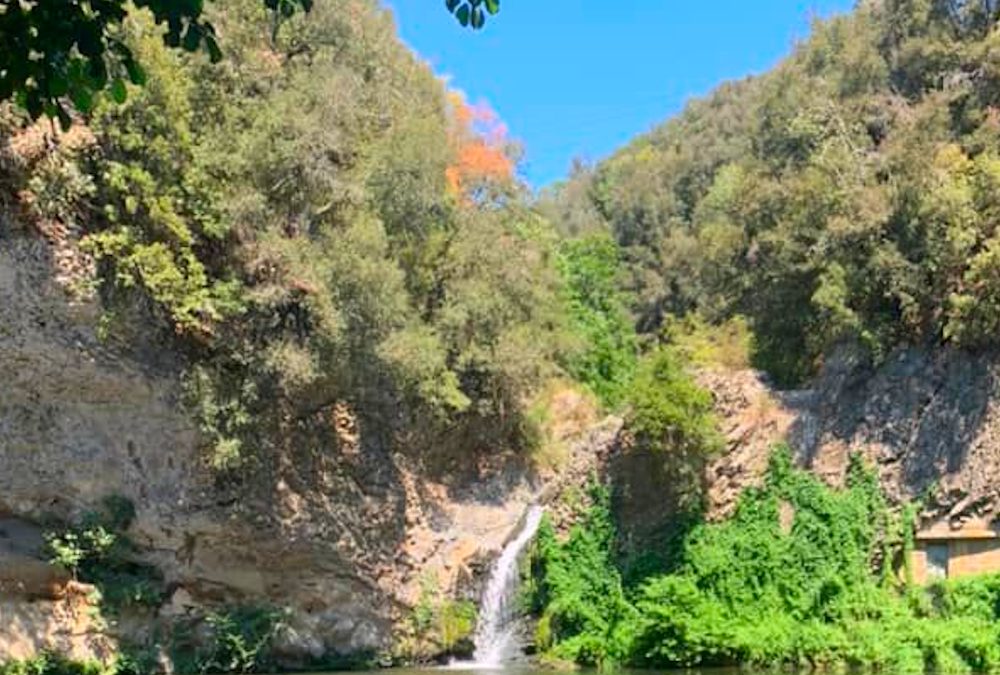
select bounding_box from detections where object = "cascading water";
[462,505,545,668]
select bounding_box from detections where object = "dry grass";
[667,314,753,371]
[749,390,779,429]
[527,378,600,471]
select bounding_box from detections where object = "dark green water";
[313,669,744,675]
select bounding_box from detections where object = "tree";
[445,0,501,30]
[0,0,499,127]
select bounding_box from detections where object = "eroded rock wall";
[0,231,559,664]
[698,346,1000,527]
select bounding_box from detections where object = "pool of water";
[301,668,745,675]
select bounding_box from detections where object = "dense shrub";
[0,656,108,675]
[555,234,637,409]
[528,484,636,667]
[160,605,286,675]
[626,349,721,452]
[44,496,164,614]
[531,447,1000,672]
[622,348,723,508]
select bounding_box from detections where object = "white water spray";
[463,505,545,668]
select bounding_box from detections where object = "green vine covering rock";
[530,447,1000,672]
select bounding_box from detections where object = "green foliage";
[111,643,160,675]
[556,234,637,408]
[408,575,478,656]
[45,527,114,580]
[0,654,109,675]
[411,577,437,637]
[44,496,164,613]
[197,607,285,674]
[445,0,501,30]
[549,1,1000,385]
[531,446,1000,671]
[437,600,478,652]
[614,348,722,509]
[528,483,637,667]
[182,363,258,472]
[0,0,234,126]
[662,314,753,371]
[631,449,889,667]
[1,0,496,125]
[79,24,245,335]
[10,0,561,473]
[626,349,722,455]
[168,606,285,675]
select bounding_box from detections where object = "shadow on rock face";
[788,345,1000,509]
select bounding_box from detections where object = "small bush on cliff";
[405,575,478,660]
[661,314,752,372]
[201,607,285,674]
[170,606,286,675]
[626,349,721,453]
[438,600,478,653]
[44,496,164,613]
[623,348,723,508]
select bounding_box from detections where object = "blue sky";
[383,1,856,188]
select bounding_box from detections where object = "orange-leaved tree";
[445,90,516,203]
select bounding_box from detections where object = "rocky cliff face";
[0,228,591,666]
[7,203,1000,667]
[700,346,1000,528]
[794,347,1000,522]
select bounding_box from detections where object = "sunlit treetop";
[445,90,515,200]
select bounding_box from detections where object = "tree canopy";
[0,0,549,475]
[0,0,499,126]
[544,0,1000,386]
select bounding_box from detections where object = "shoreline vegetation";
[528,448,1000,673]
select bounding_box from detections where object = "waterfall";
[465,504,545,668]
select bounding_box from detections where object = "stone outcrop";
[698,368,798,519]
[0,596,113,664]
[0,517,111,663]
[698,346,1000,527]
[0,229,604,665]
[793,347,1000,522]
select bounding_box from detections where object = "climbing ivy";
[530,446,1000,671]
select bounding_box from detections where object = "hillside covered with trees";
[526,0,1000,670]
[2,0,572,474]
[544,0,1000,386]
[9,0,1000,673]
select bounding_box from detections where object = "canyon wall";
[4,220,1000,665]
[0,230,571,665]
